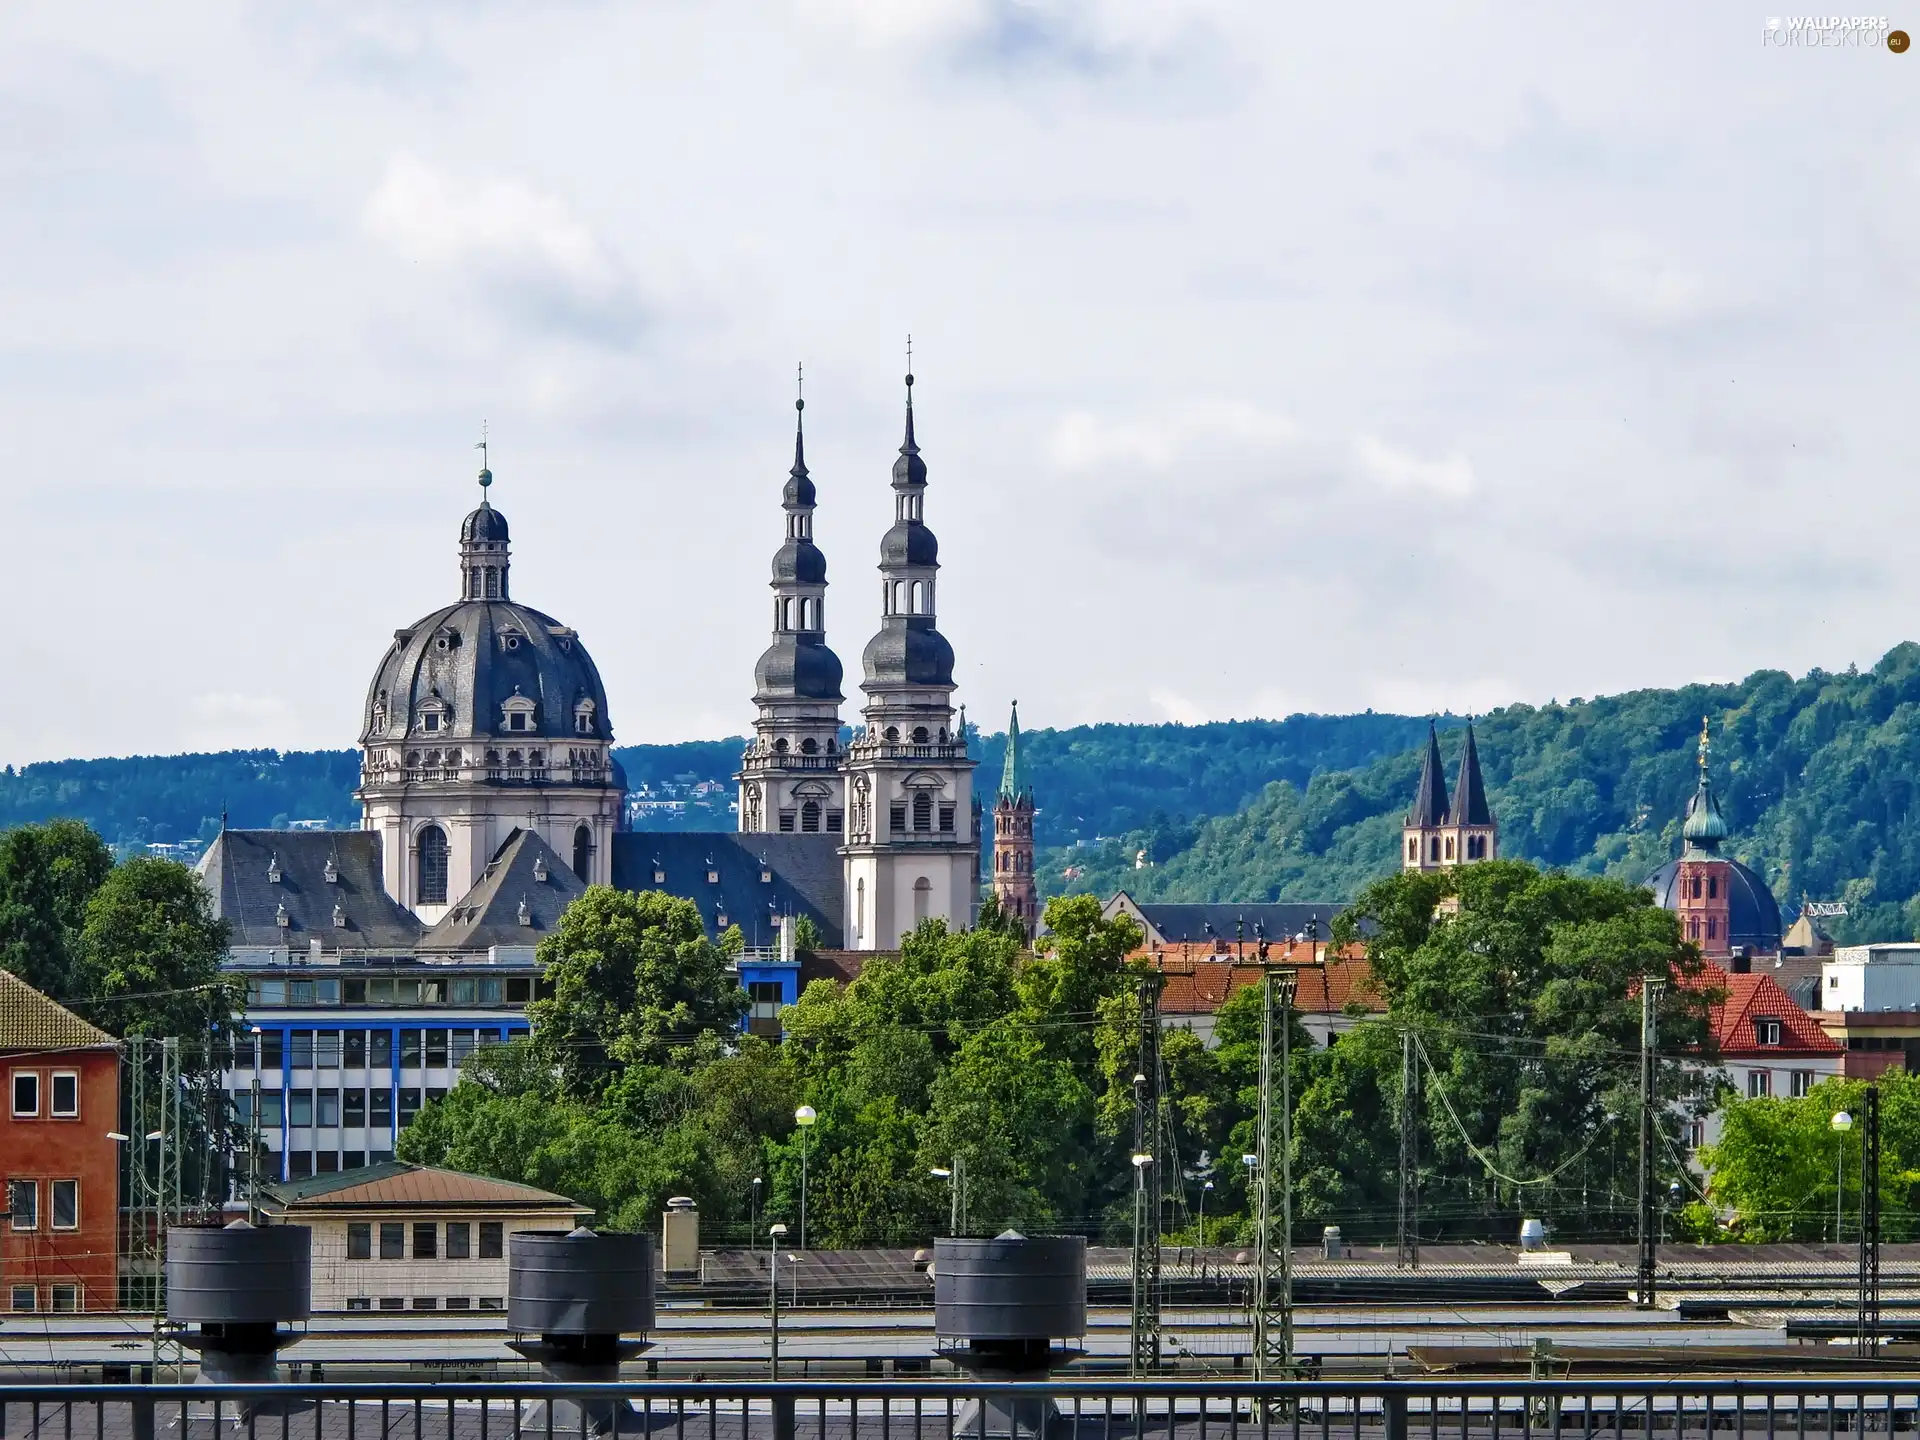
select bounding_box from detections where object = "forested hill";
[1046,642,1920,947]
[0,717,1439,857]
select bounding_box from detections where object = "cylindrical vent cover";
[509,1230,655,1336]
[166,1224,311,1325]
[934,1234,1085,1342]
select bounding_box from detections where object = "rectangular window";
[50,1284,79,1313]
[1756,1019,1782,1046]
[443,1296,471,1311]
[450,979,477,1005]
[259,1092,285,1127]
[939,805,955,833]
[369,1030,394,1067]
[479,1222,504,1259]
[827,810,843,834]
[446,1222,470,1259]
[289,1032,314,1070]
[255,978,286,1006]
[414,1223,437,1259]
[1748,1069,1772,1098]
[506,978,533,1004]
[450,1030,476,1064]
[316,1151,339,1173]
[315,1031,341,1068]
[347,1223,372,1260]
[232,1091,253,1126]
[11,1285,35,1312]
[344,1089,366,1126]
[342,1150,365,1170]
[343,1031,367,1067]
[316,1089,341,1127]
[477,978,503,1005]
[367,978,393,1004]
[316,979,341,1005]
[425,1031,449,1067]
[12,1072,39,1117]
[346,1297,372,1312]
[370,1089,393,1126]
[1792,1070,1814,1097]
[9,1180,38,1230]
[889,804,906,834]
[289,1089,314,1127]
[260,1032,284,1069]
[379,1223,405,1260]
[426,1087,447,1106]
[344,979,367,1005]
[50,1180,77,1230]
[378,1297,404,1311]
[50,1072,78,1118]
[401,1031,422,1067]
[477,1296,504,1312]
[289,1151,313,1179]
[291,979,315,1006]
[413,1297,437,1311]
[779,811,796,832]
[398,1088,422,1126]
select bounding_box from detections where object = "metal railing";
[9,1378,1920,1440]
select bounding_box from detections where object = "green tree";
[1020,895,1142,1071]
[0,819,114,998]
[528,887,746,1096]
[74,855,236,1041]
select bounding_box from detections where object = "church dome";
[360,493,611,749]
[754,635,843,703]
[879,521,939,568]
[1647,856,1783,953]
[862,621,955,689]
[773,538,827,586]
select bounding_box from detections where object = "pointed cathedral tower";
[1671,719,1734,958]
[738,384,846,835]
[1402,719,1497,871]
[840,369,979,949]
[992,702,1037,938]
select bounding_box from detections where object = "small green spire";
[1681,716,1730,856]
[999,701,1025,802]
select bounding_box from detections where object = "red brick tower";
[1674,718,1734,960]
[992,702,1037,939]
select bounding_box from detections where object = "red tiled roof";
[1677,966,1842,1058]
[1150,945,1384,1017]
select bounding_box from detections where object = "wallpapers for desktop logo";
[1762,14,1909,46]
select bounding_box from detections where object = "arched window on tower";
[1708,876,1718,900]
[573,825,593,882]
[1407,838,1418,862]
[913,793,933,831]
[801,800,821,832]
[910,581,924,614]
[913,876,932,924]
[416,825,449,906]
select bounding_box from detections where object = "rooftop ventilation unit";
[934,1231,1085,1437]
[165,1221,311,1386]
[508,1228,656,1434]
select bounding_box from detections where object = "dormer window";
[1756,1018,1782,1046]
[324,858,338,885]
[761,868,773,884]
[501,627,523,651]
[332,903,347,928]
[517,897,532,927]
[423,712,443,733]
[574,699,597,736]
[371,694,389,731]
[267,856,282,885]
[707,868,720,884]
[275,902,290,928]
[716,912,729,929]
[533,857,548,883]
[653,865,666,884]
[502,691,537,734]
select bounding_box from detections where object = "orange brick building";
[1,969,121,1312]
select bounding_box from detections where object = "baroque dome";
[862,620,955,689]
[360,493,611,748]
[1646,856,1783,953]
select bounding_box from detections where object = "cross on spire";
[474,421,491,491]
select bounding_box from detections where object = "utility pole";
[1636,977,1665,1309]
[1859,1083,1881,1353]
[1129,974,1164,1376]
[1397,1026,1420,1269]
[1253,967,1297,1381]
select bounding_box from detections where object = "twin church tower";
[735,371,985,948]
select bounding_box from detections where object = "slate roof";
[417,829,585,953]
[1408,721,1450,827]
[197,830,425,950]
[265,1160,587,1213]
[1677,967,1841,1059]
[1106,893,1347,948]
[610,832,844,948]
[0,968,115,1054]
[1647,855,1784,953]
[1449,722,1493,827]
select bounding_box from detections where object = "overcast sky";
[1,2,1914,764]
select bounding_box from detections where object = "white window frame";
[11,1070,40,1118]
[10,1285,35,1313]
[49,1283,79,1313]
[1757,1019,1782,1046]
[9,1179,38,1231]
[49,1071,78,1118]
[1791,1070,1814,1098]
[1748,1069,1772,1098]
[50,1179,78,1231]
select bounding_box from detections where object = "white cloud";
[1150,690,1211,726]
[1048,398,1298,470]
[1351,435,1476,500]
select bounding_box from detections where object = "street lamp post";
[751,1176,763,1249]
[930,1159,967,1237]
[1833,1111,1854,1244]
[1129,1152,1153,1376]
[1198,1179,1214,1278]
[767,1223,787,1377]
[794,1106,816,1250]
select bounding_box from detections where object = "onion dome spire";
[1681,716,1730,857]
[1450,719,1493,827]
[459,427,510,600]
[861,345,954,692]
[1407,719,1449,827]
[754,368,842,705]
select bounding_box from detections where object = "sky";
[1,2,1915,764]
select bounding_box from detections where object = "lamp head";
[1832,1111,1854,1132]
[794,1105,817,1126]
[768,1222,788,1237]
